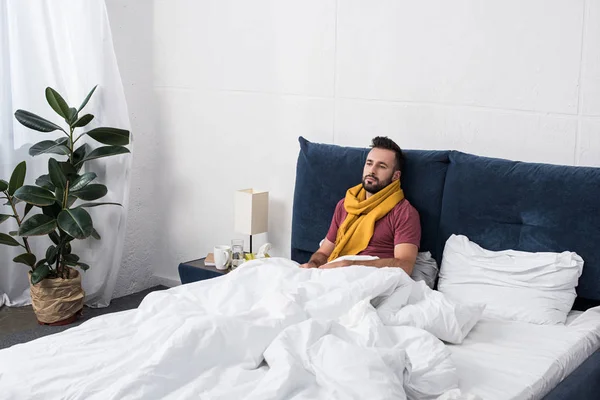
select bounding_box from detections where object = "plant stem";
[5,191,31,254]
[62,126,74,280]
[56,254,62,277]
[69,126,75,164]
[62,180,70,209]
[73,132,85,145]
[56,237,64,278]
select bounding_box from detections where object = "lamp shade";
[234,189,269,235]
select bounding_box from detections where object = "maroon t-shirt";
[326,198,421,259]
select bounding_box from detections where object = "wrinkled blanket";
[0,258,481,400]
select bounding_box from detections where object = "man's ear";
[393,170,401,181]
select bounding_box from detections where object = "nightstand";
[178,258,229,284]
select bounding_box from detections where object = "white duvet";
[0,258,481,400]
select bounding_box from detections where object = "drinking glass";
[231,239,245,269]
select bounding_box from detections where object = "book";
[205,253,215,266]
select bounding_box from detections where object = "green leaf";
[55,187,65,205]
[67,195,77,208]
[91,228,101,240]
[13,253,36,268]
[14,186,56,206]
[19,214,57,236]
[69,173,97,192]
[71,184,107,201]
[63,253,79,263]
[31,264,50,285]
[72,114,94,128]
[45,245,57,265]
[48,158,67,190]
[67,107,78,124]
[76,146,130,166]
[85,128,130,146]
[42,203,62,218]
[9,231,17,236]
[76,262,90,271]
[78,202,121,208]
[29,138,70,156]
[73,144,89,171]
[35,174,56,191]
[78,85,97,112]
[58,162,78,180]
[73,143,89,159]
[0,180,8,191]
[0,232,20,246]
[8,161,26,196]
[49,230,60,245]
[57,208,93,239]
[35,259,47,268]
[14,110,63,133]
[23,203,34,218]
[45,87,70,119]
[0,214,12,224]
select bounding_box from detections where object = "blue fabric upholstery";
[291,248,314,265]
[543,351,600,400]
[440,151,600,304]
[401,149,451,262]
[291,137,450,264]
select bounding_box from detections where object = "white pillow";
[438,234,584,325]
[412,251,439,289]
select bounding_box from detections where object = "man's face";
[362,148,400,194]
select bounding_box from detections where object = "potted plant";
[0,86,130,325]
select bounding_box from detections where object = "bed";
[0,137,599,399]
[291,137,600,399]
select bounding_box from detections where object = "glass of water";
[231,239,244,270]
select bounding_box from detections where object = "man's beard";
[362,175,392,194]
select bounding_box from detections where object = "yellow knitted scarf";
[328,180,404,262]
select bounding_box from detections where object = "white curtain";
[0,0,132,307]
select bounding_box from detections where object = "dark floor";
[0,285,168,350]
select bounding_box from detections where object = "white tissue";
[257,243,272,258]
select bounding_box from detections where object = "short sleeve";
[326,199,346,243]
[393,202,421,249]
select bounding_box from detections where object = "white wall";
[105,0,600,290]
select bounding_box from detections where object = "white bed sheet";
[449,307,600,400]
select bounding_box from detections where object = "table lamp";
[234,189,269,253]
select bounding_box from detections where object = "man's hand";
[298,239,335,269]
[299,261,318,268]
[319,259,353,269]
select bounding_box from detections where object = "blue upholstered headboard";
[291,137,600,309]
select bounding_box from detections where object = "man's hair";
[370,136,404,172]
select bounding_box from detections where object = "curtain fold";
[0,0,132,307]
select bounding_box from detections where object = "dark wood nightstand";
[178,258,229,284]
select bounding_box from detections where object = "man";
[300,136,421,275]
